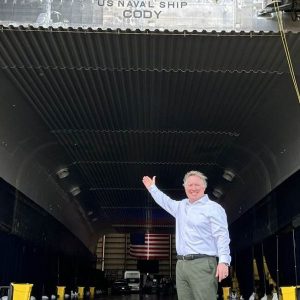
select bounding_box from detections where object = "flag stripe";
[131,245,169,249]
[129,233,170,260]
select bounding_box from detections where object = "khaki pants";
[176,256,218,300]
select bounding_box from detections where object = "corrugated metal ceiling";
[0,26,299,247]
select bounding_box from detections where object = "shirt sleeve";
[148,185,179,218]
[209,205,231,265]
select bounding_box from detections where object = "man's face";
[184,175,205,202]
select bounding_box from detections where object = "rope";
[275,3,300,104]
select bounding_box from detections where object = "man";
[142,170,231,300]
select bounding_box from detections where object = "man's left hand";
[215,263,229,282]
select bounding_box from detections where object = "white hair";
[183,170,207,189]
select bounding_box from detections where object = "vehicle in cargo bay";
[124,270,141,292]
[111,279,131,294]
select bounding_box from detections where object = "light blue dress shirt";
[149,185,231,265]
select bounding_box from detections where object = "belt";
[176,254,212,260]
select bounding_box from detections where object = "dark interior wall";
[229,170,300,298]
[0,178,97,297]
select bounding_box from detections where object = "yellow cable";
[275,2,300,103]
[277,12,300,103]
[276,2,300,101]
[276,5,300,102]
[276,4,293,78]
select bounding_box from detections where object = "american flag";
[129,233,170,260]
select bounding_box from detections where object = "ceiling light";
[223,169,235,182]
[56,168,69,179]
[213,188,223,199]
[70,186,81,196]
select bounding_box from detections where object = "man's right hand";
[142,176,156,189]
